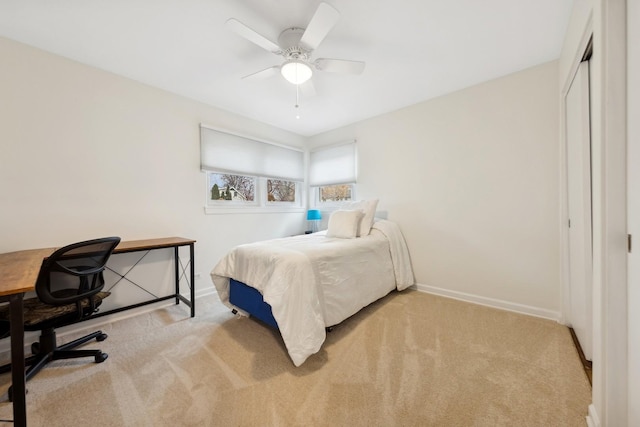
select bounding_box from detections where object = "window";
[309,141,357,206]
[267,179,297,203]
[200,125,304,212]
[208,173,256,203]
[206,173,301,209]
[318,184,353,203]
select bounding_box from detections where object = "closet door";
[628,1,640,423]
[566,60,593,361]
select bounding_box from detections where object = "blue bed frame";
[229,278,278,328]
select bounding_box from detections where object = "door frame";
[560,2,628,425]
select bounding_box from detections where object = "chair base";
[0,328,108,401]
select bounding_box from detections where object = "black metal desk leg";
[190,243,195,318]
[9,293,27,427]
[174,246,180,305]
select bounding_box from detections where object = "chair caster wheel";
[95,352,108,363]
[31,342,40,354]
[96,333,108,342]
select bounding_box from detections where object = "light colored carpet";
[0,290,591,426]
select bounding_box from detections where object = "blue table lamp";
[307,209,322,233]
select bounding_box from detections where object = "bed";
[210,203,414,366]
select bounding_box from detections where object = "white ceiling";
[0,0,573,137]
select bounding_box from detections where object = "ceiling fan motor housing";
[279,28,310,60]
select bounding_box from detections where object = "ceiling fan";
[226,2,365,94]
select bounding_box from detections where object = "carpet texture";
[0,290,591,426]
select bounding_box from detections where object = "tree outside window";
[267,179,296,202]
[319,184,352,202]
[209,173,255,202]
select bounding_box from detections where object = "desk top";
[114,237,195,253]
[0,237,196,297]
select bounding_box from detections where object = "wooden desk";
[0,237,196,426]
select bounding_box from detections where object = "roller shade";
[309,141,357,187]
[200,126,304,182]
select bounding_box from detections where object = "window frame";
[206,172,259,207]
[266,178,301,205]
[205,172,304,214]
[311,183,357,208]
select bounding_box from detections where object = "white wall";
[0,36,307,294]
[308,61,561,318]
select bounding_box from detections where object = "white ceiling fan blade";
[315,58,365,75]
[226,18,281,54]
[299,2,340,51]
[242,66,280,80]
[300,80,316,97]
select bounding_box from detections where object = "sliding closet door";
[565,60,593,361]
[628,1,640,423]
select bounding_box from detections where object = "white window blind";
[309,141,357,187]
[200,126,304,182]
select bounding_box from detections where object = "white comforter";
[210,219,414,366]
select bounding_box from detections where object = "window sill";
[204,206,305,215]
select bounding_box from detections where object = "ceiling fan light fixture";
[281,60,313,85]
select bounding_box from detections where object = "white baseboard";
[412,283,561,322]
[586,404,600,427]
[196,284,217,298]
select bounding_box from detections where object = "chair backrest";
[36,237,121,306]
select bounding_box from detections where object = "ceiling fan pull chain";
[295,85,301,119]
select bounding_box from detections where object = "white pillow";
[326,210,364,239]
[343,199,379,237]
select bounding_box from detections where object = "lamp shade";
[281,60,313,85]
[307,209,322,221]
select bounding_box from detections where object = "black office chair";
[0,236,120,399]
